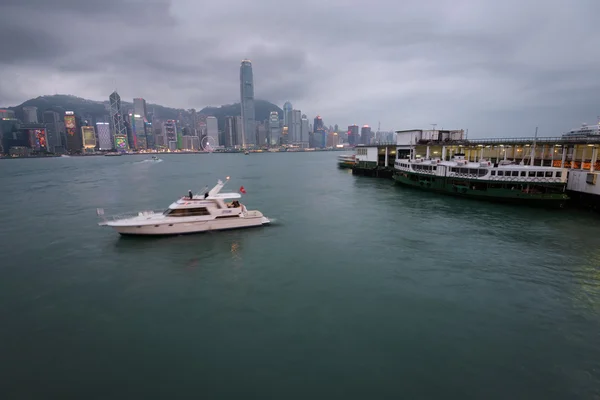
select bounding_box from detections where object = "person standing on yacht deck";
[188,190,193,200]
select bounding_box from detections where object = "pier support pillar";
[426,146,430,160]
[561,146,567,168]
[503,147,507,161]
[442,146,447,161]
[591,147,598,172]
[479,147,484,162]
[385,146,389,167]
[581,147,587,170]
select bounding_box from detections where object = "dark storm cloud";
[2,0,173,18]
[1,0,599,136]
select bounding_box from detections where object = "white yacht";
[97,178,270,236]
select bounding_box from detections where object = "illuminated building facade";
[96,122,112,150]
[109,91,128,149]
[182,135,200,151]
[281,126,289,144]
[81,126,96,149]
[163,120,177,143]
[327,132,339,147]
[29,128,47,151]
[64,111,82,153]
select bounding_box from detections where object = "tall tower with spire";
[240,59,256,147]
[109,90,129,150]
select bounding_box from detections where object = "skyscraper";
[292,110,301,143]
[283,102,293,128]
[347,124,359,146]
[361,125,373,145]
[224,116,236,148]
[301,114,309,145]
[314,115,324,131]
[133,98,148,149]
[268,112,280,146]
[81,126,97,150]
[256,121,267,146]
[23,106,38,123]
[43,110,62,153]
[206,116,218,148]
[109,91,128,150]
[240,59,255,147]
[163,120,177,150]
[64,111,82,153]
[96,122,112,150]
[234,116,243,147]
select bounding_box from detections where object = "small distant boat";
[244,150,249,155]
[97,177,270,236]
[104,152,122,157]
[150,155,160,161]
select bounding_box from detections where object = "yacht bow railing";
[97,209,165,221]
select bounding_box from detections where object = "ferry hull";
[392,173,569,208]
[337,161,355,169]
[106,214,269,236]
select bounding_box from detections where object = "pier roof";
[388,135,600,147]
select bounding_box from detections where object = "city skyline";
[1,1,599,137]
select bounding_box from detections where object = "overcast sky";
[1,0,599,136]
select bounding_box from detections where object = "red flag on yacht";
[239,186,246,194]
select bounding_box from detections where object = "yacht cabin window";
[164,207,211,217]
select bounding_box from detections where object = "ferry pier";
[349,129,600,210]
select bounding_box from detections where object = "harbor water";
[0,152,599,399]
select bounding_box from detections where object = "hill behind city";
[3,95,283,128]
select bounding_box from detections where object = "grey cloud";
[1,0,599,136]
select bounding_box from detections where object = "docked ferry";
[393,154,569,207]
[337,154,356,169]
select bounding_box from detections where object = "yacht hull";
[107,215,270,236]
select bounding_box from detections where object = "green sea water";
[0,152,599,399]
